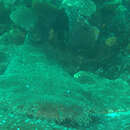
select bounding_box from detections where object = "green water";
[0,0,129,129]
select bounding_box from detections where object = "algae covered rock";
[10,6,37,31]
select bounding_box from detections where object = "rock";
[74,71,97,84]
[68,25,100,50]
[10,6,37,31]
[0,1,11,24]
